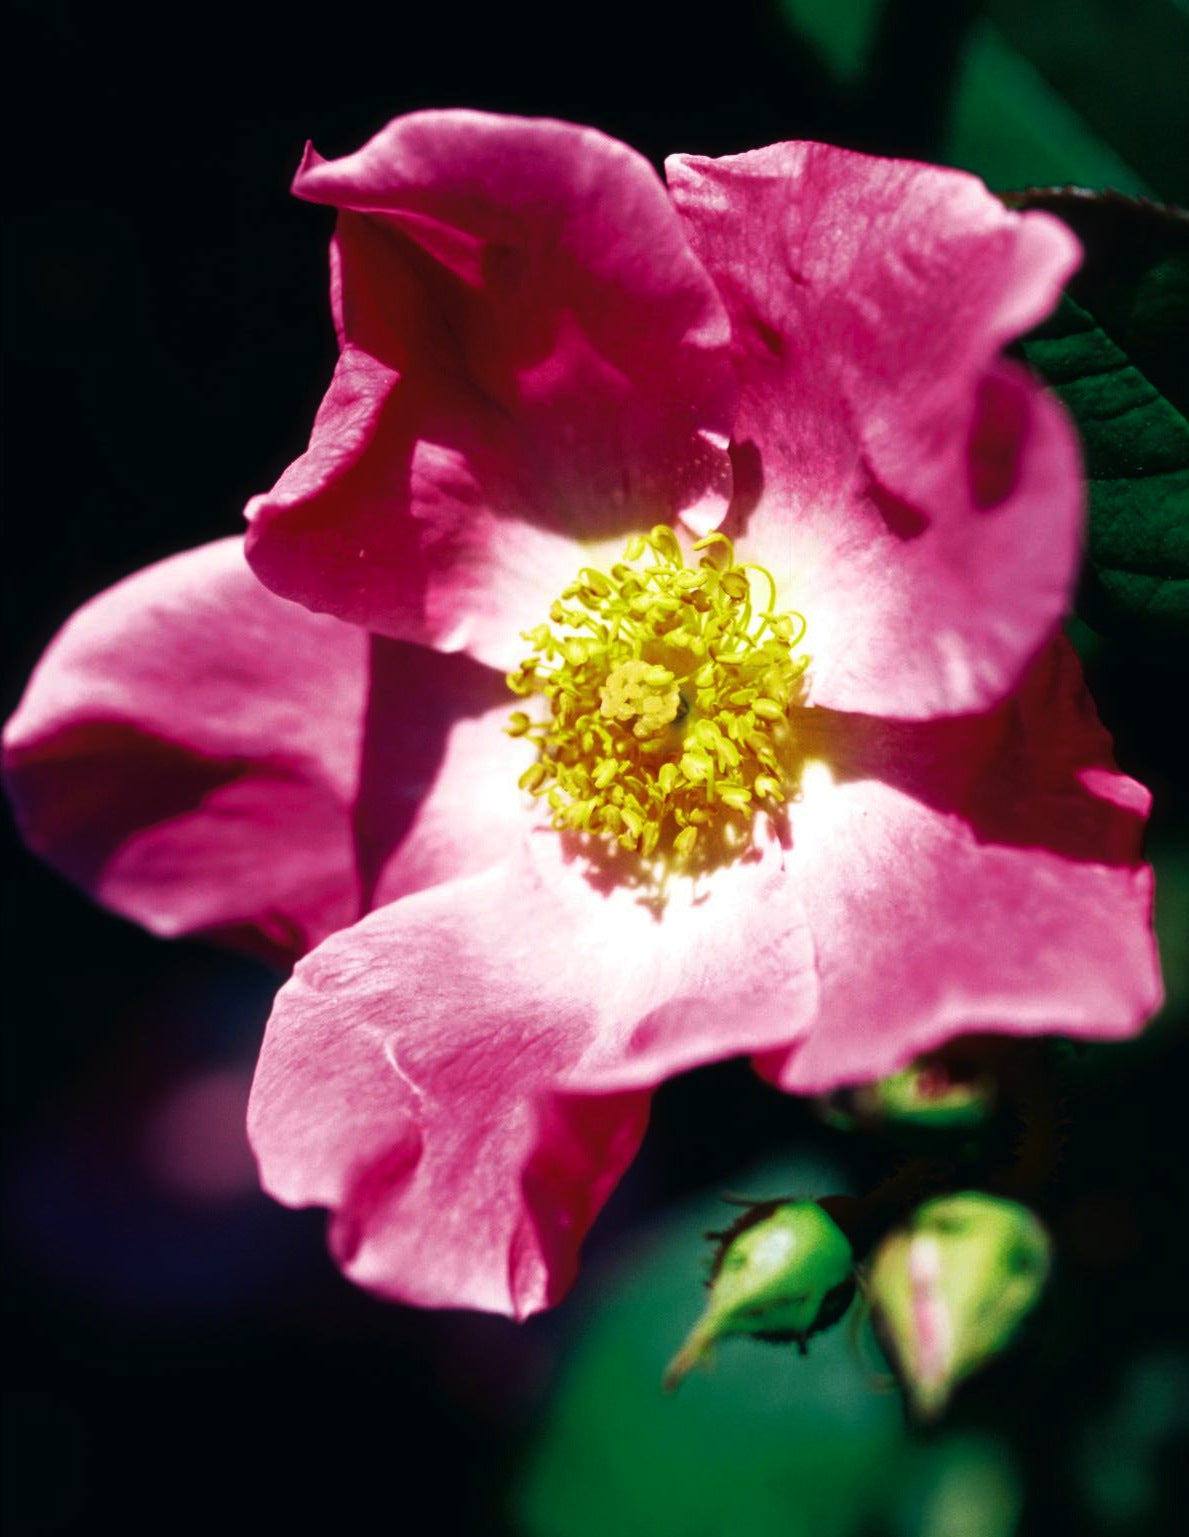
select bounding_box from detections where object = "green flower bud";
[854,1059,996,1130]
[664,1200,855,1389]
[820,1054,996,1135]
[867,1192,1051,1420]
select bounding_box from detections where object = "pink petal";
[4,540,371,964]
[354,640,533,910]
[667,142,1083,719]
[759,638,1161,1092]
[248,826,818,1316]
[5,540,538,964]
[245,110,736,669]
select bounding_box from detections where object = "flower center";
[506,525,808,877]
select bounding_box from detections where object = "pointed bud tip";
[663,1319,717,1392]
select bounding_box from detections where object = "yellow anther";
[621,803,645,839]
[599,659,682,737]
[691,531,733,557]
[519,762,548,793]
[723,712,754,743]
[579,567,613,597]
[680,747,714,786]
[649,524,682,562]
[593,759,619,790]
[504,524,808,881]
[719,785,752,813]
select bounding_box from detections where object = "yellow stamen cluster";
[506,525,809,877]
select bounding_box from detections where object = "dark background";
[4,2,1188,1533]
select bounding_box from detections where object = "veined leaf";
[1013,193,1189,649]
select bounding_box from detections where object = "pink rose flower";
[4,112,1161,1318]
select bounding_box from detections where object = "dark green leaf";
[1013,194,1189,648]
[1008,190,1189,410]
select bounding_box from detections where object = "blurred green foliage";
[1075,1349,1189,1530]
[946,22,1150,194]
[780,0,1188,195]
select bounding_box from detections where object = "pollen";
[506,525,809,877]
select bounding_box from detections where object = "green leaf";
[1013,194,1189,649]
[1010,190,1189,409]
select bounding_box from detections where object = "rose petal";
[759,638,1161,1092]
[246,110,736,668]
[248,826,817,1316]
[4,539,538,964]
[667,142,1083,719]
[355,640,532,909]
[3,540,373,962]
